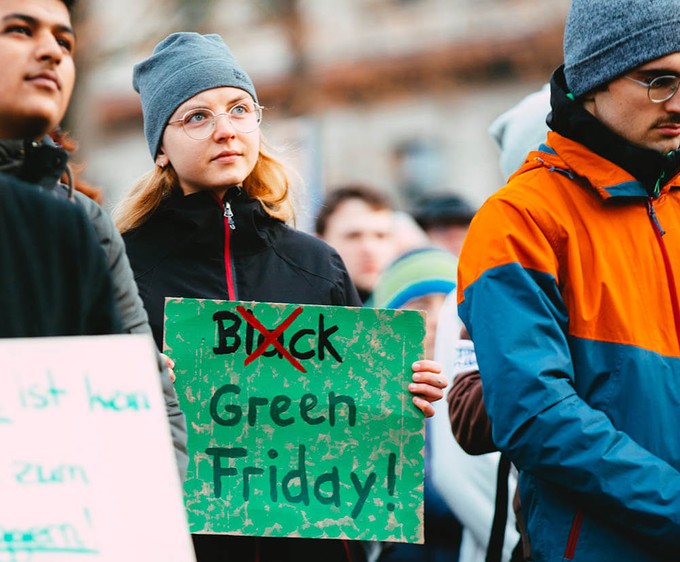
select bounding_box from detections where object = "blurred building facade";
[70,0,569,227]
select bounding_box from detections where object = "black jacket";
[0,172,120,337]
[124,187,362,349]
[123,187,365,562]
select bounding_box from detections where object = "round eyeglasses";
[169,101,263,139]
[624,74,680,103]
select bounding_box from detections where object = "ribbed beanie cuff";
[132,33,258,158]
[371,247,458,310]
[564,0,680,98]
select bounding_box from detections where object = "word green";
[209,384,356,428]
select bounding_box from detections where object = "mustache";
[653,114,680,126]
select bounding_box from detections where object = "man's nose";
[34,31,63,65]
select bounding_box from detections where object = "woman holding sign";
[115,32,445,562]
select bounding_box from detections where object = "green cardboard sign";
[164,298,425,543]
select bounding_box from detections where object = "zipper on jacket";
[563,508,583,560]
[224,200,236,230]
[647,197,680,351]
[647,197,666,235]
[212,192,237,300]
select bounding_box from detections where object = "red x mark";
[236,306,307,373]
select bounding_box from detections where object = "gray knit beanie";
[132,32,258,158]
[564,0,680,98]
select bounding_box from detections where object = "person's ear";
[156,150,169,169]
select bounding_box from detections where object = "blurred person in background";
[115,31,446,562]
[392,210,430,256]
[412,193,476,257]
[372,246,462,562]
[432,303,520,562]
[457,0,680,560]
[487,84,551,181]
[315,184,399,303]
[422,195,521,562]
[0,0,187,477]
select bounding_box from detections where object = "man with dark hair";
[0,0,187,476]
[457,1,680,560]
[0,0,118,336]
[315,184,398,302]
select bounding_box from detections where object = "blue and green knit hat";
[371,246,458,309]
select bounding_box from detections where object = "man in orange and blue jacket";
[457,1,680,560]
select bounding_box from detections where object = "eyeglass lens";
[648,76,680,103]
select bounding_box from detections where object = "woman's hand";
[160,353,176,383]
[408,359,446,417]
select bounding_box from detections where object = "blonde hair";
[114,135,294,233]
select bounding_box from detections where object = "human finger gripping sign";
[164,298,425,543]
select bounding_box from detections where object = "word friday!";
[207,445,398,519]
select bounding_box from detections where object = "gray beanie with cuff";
[564,0,680,98]
[132,32,258,159]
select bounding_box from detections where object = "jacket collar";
[0,136,69,191]
[546,66,680,198]
[159,187,279,254]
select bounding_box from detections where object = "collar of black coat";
[159,186,280,254]
[0,136,69,191]
[547,65,680,197]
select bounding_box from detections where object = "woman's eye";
[230,104,249,116]
[185,111,211,124]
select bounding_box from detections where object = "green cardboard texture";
[164,298,425,543]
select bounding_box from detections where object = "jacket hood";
[547,65,680,196]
